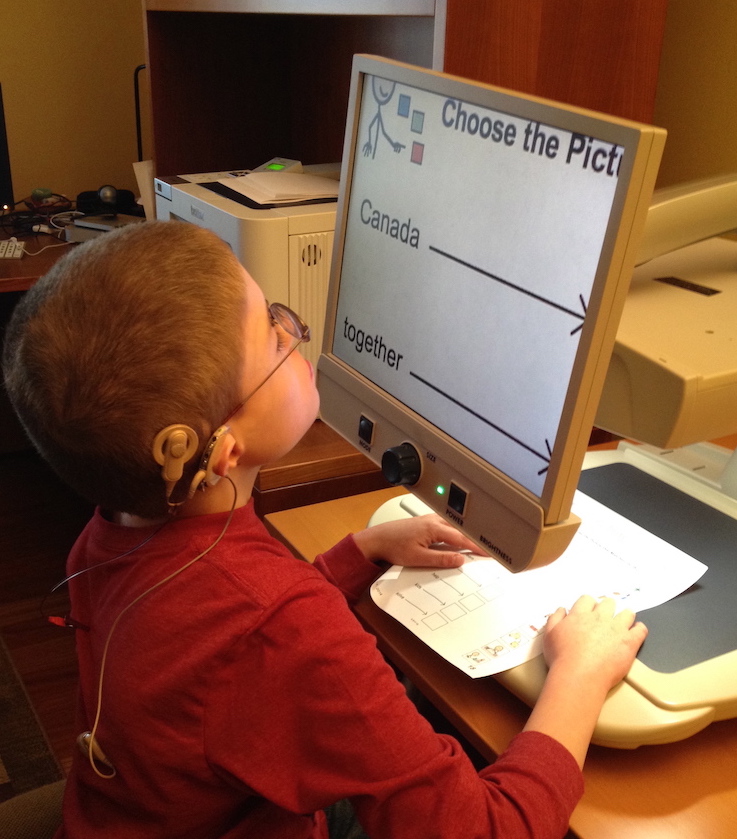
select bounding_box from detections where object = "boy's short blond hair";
[3,221,247,518]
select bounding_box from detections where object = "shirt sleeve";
[312,534,387,605]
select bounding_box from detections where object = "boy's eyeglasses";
[221,301,311,425]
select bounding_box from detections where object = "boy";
[3,221,647,839]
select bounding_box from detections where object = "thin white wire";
[86,476,239,778]
[21,241,73,256]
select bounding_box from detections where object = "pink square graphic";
[411,141,424,165]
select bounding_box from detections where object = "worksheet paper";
[370,490,707,678]
[218,172,339,204]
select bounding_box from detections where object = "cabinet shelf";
[145,1,435,14]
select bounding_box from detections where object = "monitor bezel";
[318,55,665,569]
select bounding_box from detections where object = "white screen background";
[333,74,621,497]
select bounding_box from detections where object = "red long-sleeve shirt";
[56,501,582,838]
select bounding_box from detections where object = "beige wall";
[653,0,737,187]
[0,1,150,205]
[1,1,734,205]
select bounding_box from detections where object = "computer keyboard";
[0,239,24,258]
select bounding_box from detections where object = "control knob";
[382,443,421,486]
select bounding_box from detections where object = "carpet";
[0,635,63,801]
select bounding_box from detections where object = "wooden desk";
[252,421,388,516]
[0,234,72,293]
[266,487,737,839]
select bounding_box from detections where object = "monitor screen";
[318,55,665,571]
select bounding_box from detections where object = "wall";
[0,1,150,206]
[653,0,737,187]
[0,1,734,204]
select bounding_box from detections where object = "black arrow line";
[410,371,550,465]
[429,245,587,324]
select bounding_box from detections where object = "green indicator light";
[267,163,286,170]
[436,485,446,496]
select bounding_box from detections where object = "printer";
[154,165,338,368]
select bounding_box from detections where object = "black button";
[448,483,467,515]
[358,415,374,445]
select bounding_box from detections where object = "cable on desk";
[1,193,73,236]
[22,240,73,257]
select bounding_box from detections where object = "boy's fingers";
[417,545,466,568]
[593,596,617,616]
[631,620,649,641]
[613,606,637,626]
[545,606,567,630]
[568,594,598,612]
[427,521,480,554]
[431,551,466,568]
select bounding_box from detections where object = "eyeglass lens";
[270,302,310,343]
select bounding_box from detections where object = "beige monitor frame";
[318,55,665,571]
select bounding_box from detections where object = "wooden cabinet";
[144,2,437,175]
[443,0,669,125]
[144,0,668,177]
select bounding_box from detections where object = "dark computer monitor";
[318,55,665,571]
[0,84,13,210]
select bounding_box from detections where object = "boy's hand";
[525,594,648,768]
[353,515,481,569]
[543,595,648,693]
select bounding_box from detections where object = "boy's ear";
[209,429,241,479]
[185,425,238,499]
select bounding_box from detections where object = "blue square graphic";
[397,94,411,118]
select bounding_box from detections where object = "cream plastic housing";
[596,235,737,448]
[318,55,666,572]
[154,172,336,369]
